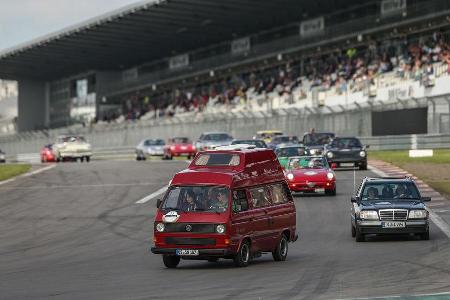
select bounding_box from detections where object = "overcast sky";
[0,0,144,51]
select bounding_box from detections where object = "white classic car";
[52,135,92,162]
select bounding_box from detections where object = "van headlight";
[156,223,165,232]
[327,151,334,158]
[287,173,294,181]
[409,210,428,219]
[327,172,334,180]
[360,210,379,220]
[216,224,226,234]
[360,151,366,157]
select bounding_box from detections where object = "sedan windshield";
[287,156,329,170]
[361,182,420,200]
[203,134,232,141]
[330,138,362,148]
[172,137,189,144]
[144,139,165,146]
[162,186,230,212]
[303,133,334,146]
[276,147,306,157]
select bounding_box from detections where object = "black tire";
[272,234,288,261]
[233,240,250,267]
[351,224,356,237]
[162,255,180,268]
[420,229,430,240]
[326,188,336,196]
[359,162,368,170]
[80,157,84,163]
[355,225,365,242]
[86,156,90,163]
[207,258,219,263]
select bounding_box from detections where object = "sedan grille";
[379,209,408,221]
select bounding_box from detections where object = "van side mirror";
[351,196,360,203]
[156,199,162,208]
[421,196,431,202]
[331,163,337,169]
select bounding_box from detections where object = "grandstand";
[0,0,450,139]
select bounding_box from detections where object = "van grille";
[163,223,216,233]
[379,209,408,221]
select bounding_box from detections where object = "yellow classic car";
[52,135,92,162]
[253,130,283,143]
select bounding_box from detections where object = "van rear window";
[195,153,240,166]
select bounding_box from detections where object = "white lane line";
[369,164,450,239]
[0,177,17,186]
[0,164,56,186]
[135,185,168,204]
[0,182,160,190]
[22,164,56,177]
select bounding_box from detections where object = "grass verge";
[0,164,32,182]
[369,149,450,198]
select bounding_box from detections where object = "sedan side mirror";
[365,145,370,149]
[156,199,162,208]
[421,196,431,202]
[351,196,360,203]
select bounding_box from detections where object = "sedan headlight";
[327,172,334,180]
[409,210,428,219]
[359,151,366,157]
[216,224,226,234]
[360,210,379,220]
[287,173,294,181]
[327,151,334,158]
[156,223,165,232]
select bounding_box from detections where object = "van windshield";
[162,186,230,212]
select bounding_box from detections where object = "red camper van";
[151,147,298,268]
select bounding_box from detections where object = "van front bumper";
[151,247,232,256]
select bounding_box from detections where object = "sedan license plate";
[176,249,199,256]
[340,163,355,167]
[382,222,405,228]
[315,188,325,193]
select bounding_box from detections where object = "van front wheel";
[272,234,288,261]
[162,255,180,268]
[233,241,250,267]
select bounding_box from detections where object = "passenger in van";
[182,190,197,212]
[209,189,229,211]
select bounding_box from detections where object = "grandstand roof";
[0,0,362,80]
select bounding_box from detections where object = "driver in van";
[182,190,197,212]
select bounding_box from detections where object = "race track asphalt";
[0,160,449,300]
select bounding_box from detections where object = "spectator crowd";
[98,30,450,124]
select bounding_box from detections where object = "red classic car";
[40,144,56,163]
[163,137,197,159]
[284,156,336,196]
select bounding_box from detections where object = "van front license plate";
[315,188,325,193]
[382,222,405,228]
[176,249,199,256]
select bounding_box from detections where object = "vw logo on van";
[185,224,192,232]
[162,211,180,223]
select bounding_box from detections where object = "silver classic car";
[136,138,165,160]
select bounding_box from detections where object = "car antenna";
[353,167,356,194]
